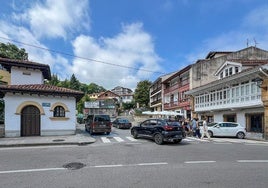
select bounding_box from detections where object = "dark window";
[53,106,65,117]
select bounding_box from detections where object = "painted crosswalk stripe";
[101,137,111,143]
[126,136,138,142]
[114,137,124,142]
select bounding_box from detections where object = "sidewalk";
[0,124,96,147]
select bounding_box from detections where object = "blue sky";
[1,0,268,90]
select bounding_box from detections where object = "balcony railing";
[164,84,179,94]
[150,99,162,106]
[195,94,262,112]
[150,87,161,95]
[164,99,190,110]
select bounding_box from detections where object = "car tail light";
[109,122,112,127]
[163,125,174,131]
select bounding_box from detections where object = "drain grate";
[63,162,86,170]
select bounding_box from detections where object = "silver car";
[202,122,246,139]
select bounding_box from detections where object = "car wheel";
[208,131,213,137]
[236,132,245,139]
[106,132,110,135]
[154,133,164,145]
[174,139,182,144]
[132,130,138,139]
[89,128,93,135]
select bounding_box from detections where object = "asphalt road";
[0,128,268,188]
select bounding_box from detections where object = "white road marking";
[114,137,124,142]
[94,164,123,168]
[137,162,168,166]
[93,162,168,168]
[0,168,65,174]
[101,137,111,143]
[184,161,216,164]
[126,136,138,142]
[237,160,268,163]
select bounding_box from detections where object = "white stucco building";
[0,57,84,137]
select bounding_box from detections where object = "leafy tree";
[0,42,28,60]
[80,83,89,94]
[122,101,135,111]
[77,94,91,114]
[87,83,106,94]
[134,80,152,108]
[58,78,70,88]
[69,74,80,90]
[46,74,60,86]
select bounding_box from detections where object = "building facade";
[111,86,133,103]
[162,65,191,119]
[0,57,84,137]
[187,46,268,139]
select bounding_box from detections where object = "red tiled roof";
[0,84,84,100]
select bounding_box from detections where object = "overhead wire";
[0,36,166,75]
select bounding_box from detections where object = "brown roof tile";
[0,84,84,100]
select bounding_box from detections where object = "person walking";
[201,117,211,140]
[191,118,197,137]
[195,118,201,138]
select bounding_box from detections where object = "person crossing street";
[201,117,211,140]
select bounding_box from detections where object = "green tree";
[122,101,135,111]
[69,74,80,90]
[46,74,60,86]
[0,42,28,60]
[58,78,70,88]
[77,94,91,114]
[87,83,106,94]
[134,80,152,108]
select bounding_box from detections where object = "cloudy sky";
[1,0,268,90]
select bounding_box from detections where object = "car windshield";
[167,121,181,126]
[208,123,217,127]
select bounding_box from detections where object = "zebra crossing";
[96,135,268,145]
[100,136,139,143]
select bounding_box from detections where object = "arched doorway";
[21,105,40,136]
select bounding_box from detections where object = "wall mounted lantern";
[252,77,267,90]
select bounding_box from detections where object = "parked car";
[85,114,112,135]
[112,118,132,129]
[200,122,246,139]
[130,118,186,145]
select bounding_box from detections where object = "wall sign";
[42,102,51,107]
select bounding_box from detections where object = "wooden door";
[21,105,40,136]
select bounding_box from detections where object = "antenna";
[254,38,259,47]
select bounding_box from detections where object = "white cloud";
[21,0,90,39]
[0,20,70,77]
[71,23,162,90]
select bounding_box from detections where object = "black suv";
[130,119,186,145]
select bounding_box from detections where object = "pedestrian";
[201,117,211,140]
[191,118,197,137]
[195,118,201,138]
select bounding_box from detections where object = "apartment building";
[187,46,268,139]
[162,65,191,119]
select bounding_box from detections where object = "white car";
[200,122,246,139]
